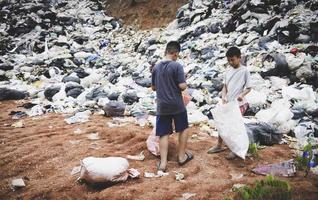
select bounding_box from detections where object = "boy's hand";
[237,94,244,102]
[222,97,228,104]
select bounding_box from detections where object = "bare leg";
[207,136,225,154]
[217,136,223,147]
[178,130,188,162]
[159,135,169,170]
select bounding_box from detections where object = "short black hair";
[226,46,241,57]
[165,41,181,55]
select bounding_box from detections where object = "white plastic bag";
[212,101,249,159]
[146,127,160,156]
[78,157,139,183]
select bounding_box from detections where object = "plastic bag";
[245,122,282,145]
[78,157,139,183]
[146,127,160,156]
[212,101,249,159]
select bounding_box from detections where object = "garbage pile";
[0,0,317,145]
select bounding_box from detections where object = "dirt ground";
[0,100,318,200]
[104,0,188,29]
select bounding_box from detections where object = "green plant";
[248,143,259,158]
[235,175,292,200]
[223,197,232,200]
[295,143,318,176]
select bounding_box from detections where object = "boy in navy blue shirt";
[151,41,193,172]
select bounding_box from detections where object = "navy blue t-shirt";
[151,60,186,115]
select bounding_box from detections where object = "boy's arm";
[177,64,187,91]
[237,88,251,101]
[221,84,228,104]
[237,69,252,101]
[151,67,156,91]
[179,83,187,91]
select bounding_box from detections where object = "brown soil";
[0,100,318,200]
[104,0,188,29]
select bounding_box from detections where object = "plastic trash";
[212,101,249,159]
[246,122,282,145]
[146,127,160,156]
[103,101,126,117]
[126,151,145,161]
[65,110,91,124]
[252,159,296,177]
[0,88,28,101]
[78,157,139,183]
[11,178,25,188]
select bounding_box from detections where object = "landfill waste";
[252,159,296,177]
[246,122,283,145]
[175,172,185,181]
[78,157,139,183]
[127,151,145,161]
[144,171,169,178]
[71,166,82,175]
[181,193,196,200]
[11,178,26,190]
[11,120,25,128]
[87,133,100,140]
[0,0,317,154]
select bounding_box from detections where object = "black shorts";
[156,110,189,137]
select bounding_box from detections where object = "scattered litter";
[74,128,83,134]
[252,159,296,177]
[146,127,160,156]
[65,110,91,124]
[11,178,25,189]
[232,184,246,191]
[175,172,185,181]
[69,140,81,145]
[144,171,169,178]
[71,166,81,175]
[127,151,145,161]
[11,120,24,128]
[87,133,100,140]
[10,111,27,119]
[181,193,196,200]
[230,172,244,180]
[89,143,100,150]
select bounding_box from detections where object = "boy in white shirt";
[208,46,251,160]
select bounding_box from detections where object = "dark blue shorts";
[156,110,189,137]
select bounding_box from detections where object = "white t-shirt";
[223,65,251,106]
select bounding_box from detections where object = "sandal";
[157,161,166,172]
[207,145,226,154]
[178,152,193,166]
